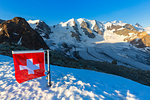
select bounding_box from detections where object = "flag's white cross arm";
[19,59,40,74]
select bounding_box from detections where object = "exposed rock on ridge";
[80,21,95,38]
[0,17,49,49]
[34,21,51,39]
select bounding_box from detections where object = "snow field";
[1,55,150,100]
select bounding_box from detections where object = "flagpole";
[47,50,51,87]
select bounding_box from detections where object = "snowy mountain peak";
[111,20,123,24]
[76,18,96,25]
[106,20,126,26]
[27,20,41,24]
[135,23,142,28]
[27,20,42,29]
[59,18,98,29]
[27,19,51,39]
[77,18,87,23]
[60,18,76,27]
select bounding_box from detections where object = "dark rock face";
[34,21,51,39]
[107,24,138,36]
[107,24,122,31]
[135,23,142,28]
[93,22,103,35]
[123,24,137,31]
[0,19,5,24]
[71,31,81,41]
[0,17,49,49]
[72,23,80,35]
[80,21,95,38]
[115,29,137,36]
[71,22,81,41]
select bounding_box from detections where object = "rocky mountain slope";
[27,20,51,39]
[28,18,150,70]
[0,17,49,50]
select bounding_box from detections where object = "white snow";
[77,18,85,24]
[27,20,41,29]
[117,27,125,31]
[17,37,22,45]
[13,33,19,35]
[0,28,2,31]
[60,18,76,27]
[27,20,40,24]
[111,20,126,26]
[128,33,134,36]
[89,20,96,29]
[104,20,126,29]
[1,55,150,100]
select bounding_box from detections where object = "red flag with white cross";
[12,50,45,83]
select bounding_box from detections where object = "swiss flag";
[12,50,45,83]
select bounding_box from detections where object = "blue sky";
[0,0,150,27]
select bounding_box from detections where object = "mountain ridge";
[0,17,150,70]
[0,17,49,50]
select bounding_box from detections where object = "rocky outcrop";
[93,22,103,35]
[34,21,51,39]
[0,17,49,49]
[130,32,150,48]
[115,29,138,36]
[71,31,80,41]
[107,24,122,31]
[123,24,137,31]
[135,23,142,28]
[106,23,150,48]
[107,24,138,36]
[80,21,95,38]
[71,22,81,41]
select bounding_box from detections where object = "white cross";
[19,59,40,74]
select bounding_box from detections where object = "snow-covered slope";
[49,18,104,48]
[27,20,41,29]
[28,20,51,39]
[1,55,150,100]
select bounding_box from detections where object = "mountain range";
[1,17,150,86]
[0,17,150,70]
[27,18,150,70]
